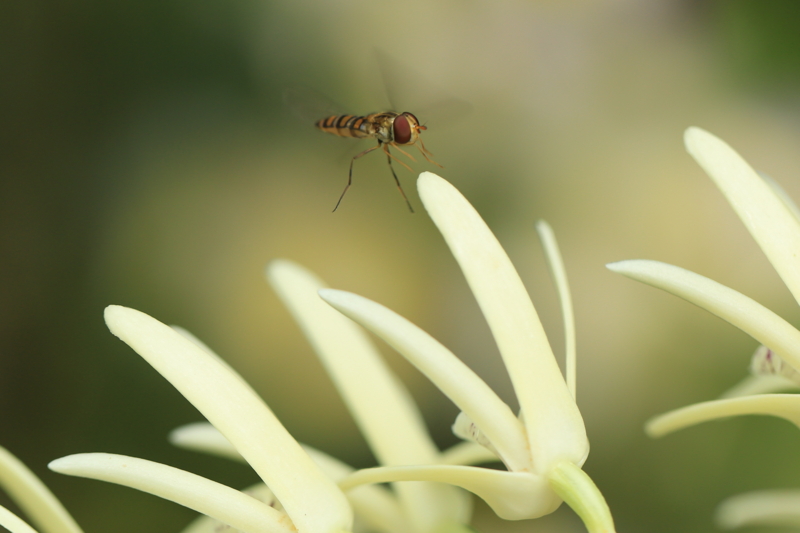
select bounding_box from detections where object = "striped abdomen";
[316,114,374,139]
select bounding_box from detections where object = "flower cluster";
[0,173,615,532]
[610,128,800,529]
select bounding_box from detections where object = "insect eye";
[393,114,412,144]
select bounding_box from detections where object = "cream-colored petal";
[340,465,557,521]
[170,422,242,461]
[267,260,437,464]
[178,515,223,533]
[0,446,82,533]
[451,412,501,460]
[178,484,279,533]
[0,506,39,533]
[646,394,800,438]
[104,305,351,533]
[319,288,528,471]
[49,454,292,533]
[759,171,800,224]
[719,374,800,399]
[535,221,577,399]
[716,489,800,529]
[267,260,468,532]
[750,345,800,384]
[440,441,500,466]
[685,127,800,305]
[606,260,800,372]
[418,172,587,471]
[171,423,408,533]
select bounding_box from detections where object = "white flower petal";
[535,221,577,399]
[685,127,800,305]
[0,506,39,533]
[104,305,351,533]
[606,260,800,372]
[266,260,468,532]
[759,171,800,224]
[645,394,800,438]
[266,260,436,463]
[716,490,800,529]
[178,484,280,533]
[171,423,409,533]
[340,465,557,521]
[718,374,800,399]
[0,446,82,533]
[318,288,528,471]
[170,422,242,461]
[49,454,292,533]
[439,442,500,466]
[418,172,587,471]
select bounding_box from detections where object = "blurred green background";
[3,1,800,532]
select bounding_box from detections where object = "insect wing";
[283,86,349,126]
[375,49,472,129]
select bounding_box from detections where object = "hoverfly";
[314,109,441,212]
[285,53,467,212]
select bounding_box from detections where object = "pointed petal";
[716,490,800,528]
[319,288,529,471]
[0,446,82,533]
[759,171,800,224]
[440,441,500,466]
[535,221,577,399]
[171,423,409,533]
[418,172,587,470]
[685,127,800,305]
[266,260,437,463]
[719,374,800,399]
[0,506,38,533]
[646,394,800,438]
[49,454,293,533]
[339,465,557,521]
[177,484,279,533]
[104,305,351,533]
[606,260,800,372]
[169,422,242,461]
[267,260,468,531]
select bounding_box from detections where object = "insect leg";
[416,138,443,168]
[390,143,417,163]
[383,144,414,213]
[334,144,380,212]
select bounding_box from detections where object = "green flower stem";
[547,461,615,533]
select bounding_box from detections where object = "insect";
[314,109,441,212]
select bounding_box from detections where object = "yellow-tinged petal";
[171,423,409,533]
[418,172,587,472]
[646,394,800,438]
[318,288,528,472]
[0,506,39,533]
[267,260,468,532]
[179,484,281,533]
[607,260,800,372]
[719,374,800,399]
[716,490,800,529]
[340,465,558,521]
[685,127,800,305]
[103,305,351,533]
[535,221,577,399]
[0,446,82,533]
[439,441,499,466]
[49,454,293,533]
